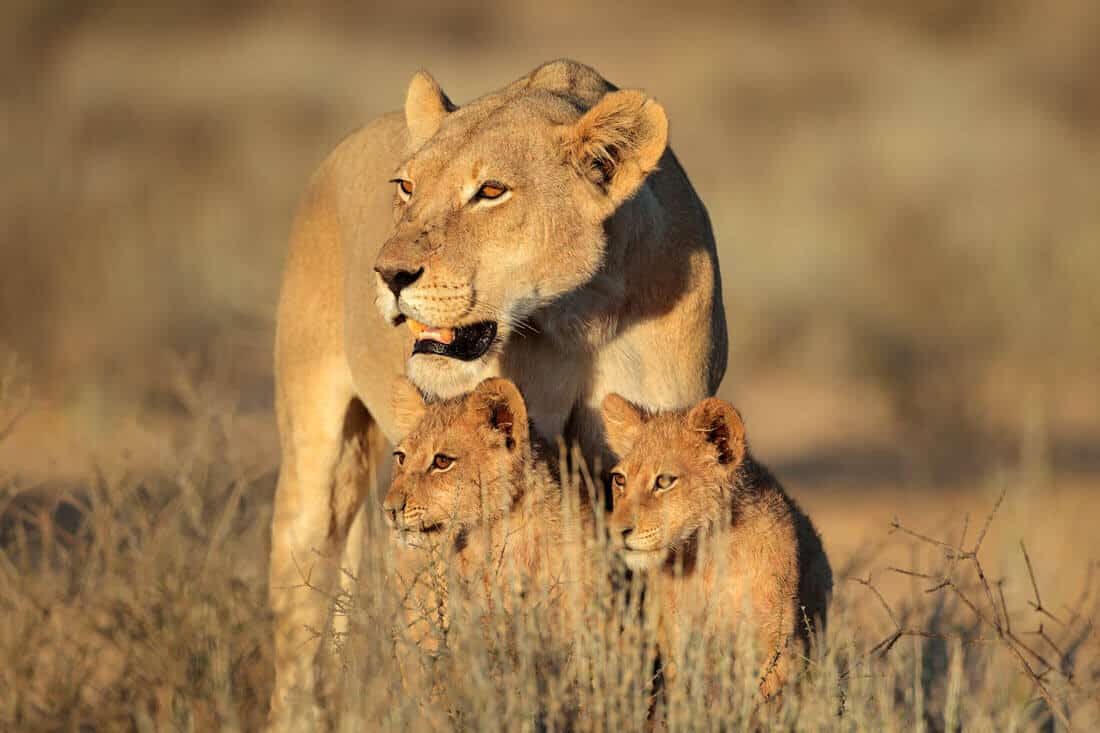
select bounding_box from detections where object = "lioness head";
[374,60,669,397]
[382,376,532,547]
[601,395,747,571]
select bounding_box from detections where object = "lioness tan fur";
[270,59,726,728]
[601,395,832,698]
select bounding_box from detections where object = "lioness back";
[601,394,832,698]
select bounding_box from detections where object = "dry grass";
[2,1,1100,731]
[0,370,1097,730]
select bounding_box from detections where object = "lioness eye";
[432,454,455,471]
[392,450,405,466]
[611,472,626,492]
[390,178,413,198]
[654,474,677,492]
[475,181,507,200]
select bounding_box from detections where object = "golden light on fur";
[404,70,455,149]
[382,376,580,647]
[391,377,427,439]
[269,60,727,725]
[563,89,669,208]
[686,397,746,467]
[602,395,833,699]
[600,393,646,459]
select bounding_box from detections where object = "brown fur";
[601,395,833,698]
[384,377,564,578]
[383,379,590,658]
[268,59,727,728]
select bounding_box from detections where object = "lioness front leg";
[268,364,373,732]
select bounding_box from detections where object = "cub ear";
[391,377,427,439]
[405,70,456,150]
[471,378,529,450]
[601,393,646,458]
[563,90,669,208]
[687,398,746,468]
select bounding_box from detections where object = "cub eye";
[393,450,405,467]
[654,474,677,492]
[432,454,455,472]
[390,178,413,199]
[610,472,626,492]
[475,181,508,200]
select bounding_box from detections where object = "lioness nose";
[375,266,424,297]
[620,526,634,540]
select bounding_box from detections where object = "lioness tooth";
[406,318,456,345]
[420,327,455,345]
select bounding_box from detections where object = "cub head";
[374,60,669,398]
[382,376,532,547]
[601,395,747,571]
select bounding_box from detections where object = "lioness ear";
[687,398,746,468]
[405,70,456,150]
[471,378,529,450]
[391,377,427,439]
[601,393,645,458]
[564,90,669,208]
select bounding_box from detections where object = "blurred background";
[2,0,1098,491]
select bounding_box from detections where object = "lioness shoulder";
[601,394,833,697]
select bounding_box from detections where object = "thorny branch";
[1022,540,1064,626]
[851,488,1096,731]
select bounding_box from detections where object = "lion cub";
[384,377,586,637]
[601,395,832,697]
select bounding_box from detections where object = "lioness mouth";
[406,318,497,361]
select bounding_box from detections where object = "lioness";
[601,395,832,698]
[270,59,726,727]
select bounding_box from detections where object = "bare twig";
[972,488,1006,553]
[889,518,958,555]
[997,579,1012,635]
[875,489,1078,731]
[1021,541,1064,626]
[848,574,899,629]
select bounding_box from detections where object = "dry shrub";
[0,364,1097,731]
[0,364,274,731]
[325,482,1098,731]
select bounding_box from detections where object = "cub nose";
[619,526,634,542]
[375,266,424,297]
[383,494,406,524]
